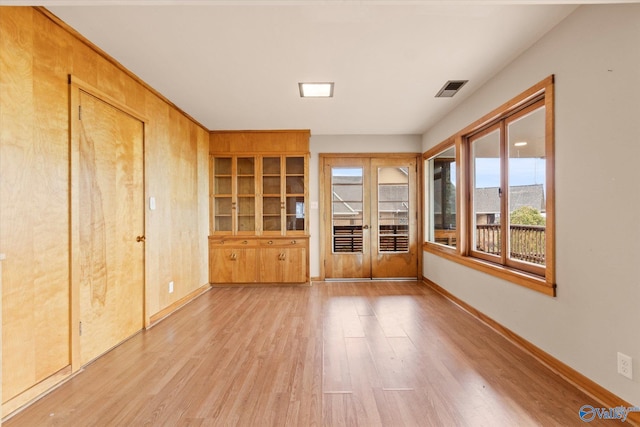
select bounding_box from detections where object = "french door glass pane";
[332,167,363,253]
[508,106,546,266]
[472,129,501,257]
[378,167,409,252]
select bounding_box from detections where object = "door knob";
[136,235,146,242]
[363,225,369,230]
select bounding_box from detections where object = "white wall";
[422,4,640,406]
[308,135,422,277]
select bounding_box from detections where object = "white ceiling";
[6,1,623,134]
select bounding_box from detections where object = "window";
[426,145,457,248]
[423,76,555,296]
[470,100,546,276]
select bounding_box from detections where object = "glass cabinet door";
[262,156,282,232]
[212,157,233,233]
[212,154,306,236]
[211,155,257,234]
[285,156,305,232]
[236,157,256,233]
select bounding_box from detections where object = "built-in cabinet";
[209,237,307,284]
[209,130,310,285]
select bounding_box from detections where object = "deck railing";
[333,225,363,252]
[333,225,409,253]
[476,224,545,265]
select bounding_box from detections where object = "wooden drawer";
[209,238,259,248]
[259,238,307,248]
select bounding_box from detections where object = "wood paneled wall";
[0,7,209,410]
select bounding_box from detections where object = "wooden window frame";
[423,76,555,296]
[424,139,459,251]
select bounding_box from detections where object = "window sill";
[423,242,556,297]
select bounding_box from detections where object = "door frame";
[69,76,148,373]
[319,153,422,280]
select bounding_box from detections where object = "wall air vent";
[435,80,468,98]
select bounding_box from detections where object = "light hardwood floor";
[5,281,620,426]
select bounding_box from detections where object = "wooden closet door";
[76,90,144,365]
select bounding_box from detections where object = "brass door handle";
[136,236,146,242]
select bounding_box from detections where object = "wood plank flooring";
[5,281,620,426]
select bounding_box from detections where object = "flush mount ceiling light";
[299,82,334,98]
[514,141,528,147]
[435,80,468,98]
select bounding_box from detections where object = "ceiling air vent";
[435,80,468,98]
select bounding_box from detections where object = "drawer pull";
[242,240,248,245]
[230,253,237,261]
[279,253,286,260]
[291,240,296,245]
[268,240,274,245]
